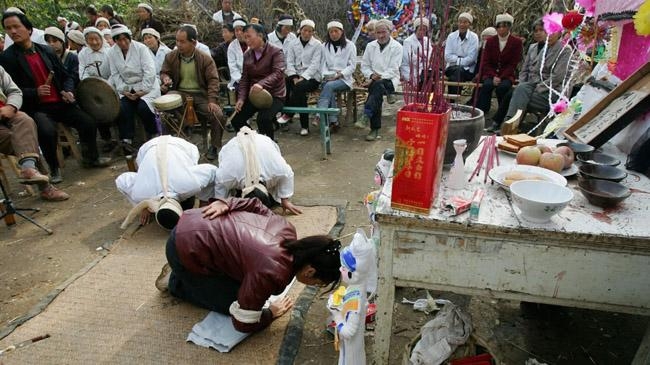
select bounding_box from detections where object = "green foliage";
[1,0,164,29]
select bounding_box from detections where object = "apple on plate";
[539,152,565,173]
[516,146,542,166]
[554,145,575,169]
[537,144,552,154]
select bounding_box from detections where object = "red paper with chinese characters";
[391,105,450,214]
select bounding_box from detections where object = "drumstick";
[45,71,54,86]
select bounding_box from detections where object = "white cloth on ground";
[115,136,217,205]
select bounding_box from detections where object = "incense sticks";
[468,135,499,183]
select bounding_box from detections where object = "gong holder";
[0,178,53,235]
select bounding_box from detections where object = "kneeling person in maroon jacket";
[157,197,341,333]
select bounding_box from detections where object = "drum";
[76,77,120,125]
[154,94,183,111]
[249,88,273,109]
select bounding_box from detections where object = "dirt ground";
[0,101,648,364]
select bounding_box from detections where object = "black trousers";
[32,103,99,171]
[166,231,240,314]
[475,77,513,115]
[444,66,474,95]
[231,97,284,141]
[285,77,320,128]
[363,79,394,130]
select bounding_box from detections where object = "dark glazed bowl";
[557,142,595,159]
[579,164,627,182]
[577,152,620,166]
[578,179,631,208]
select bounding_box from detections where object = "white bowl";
[510,180,574,223]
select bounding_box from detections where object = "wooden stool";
[500,109,524,136]
[0,154,35,196]
[56,124,82,168]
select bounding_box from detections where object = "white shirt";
[78,44,112,80]
[4,28,46,48]
[227,39,245,89]
[444,30,479,73]
[215,134,295,202]
[212,10,242,24]
[108,40,161,112]
[149,42,172,77]
[285,36,322,80]
[320,40,357,88]
[115,136,218,205]
[267,31,296,63]
[401,34,433,80]
[361,38,403,89]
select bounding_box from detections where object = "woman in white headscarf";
[108,24,161,152]
[141,27,171,78]
[78,27,111,80]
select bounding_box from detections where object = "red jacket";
[238,42,286,103]
[481,34,523,82]
[173,198,297,332]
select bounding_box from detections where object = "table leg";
[632,323,650,365]
[373,226,397,364]
[318,112,331,159]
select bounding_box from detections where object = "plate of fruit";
[489,164,568,190]
[514,143,578,176]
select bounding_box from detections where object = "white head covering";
[44,27,65,43]
[327,21,344,31]
[67,29,85,45]
[111,24,132,38]
[83,26,103,39]
[141,27,160,39]
[495,13,514,25]
[233,18,247,28]
[95,17,110,27]
[102,28,112,37]
[300,19,315,30]
[65,21,80,33]
[57,16,67,22]
[413,17,430,29]
[277,18,293,26]
[481,27,497,38]
[458,12,474,24]
[4,7,23,14]
[375,18,393,31]
[137,3,154,14]
[366,19,378,30]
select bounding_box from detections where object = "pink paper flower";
[544,12,564,35]
[553,100,568,114]
[576,0,595,16]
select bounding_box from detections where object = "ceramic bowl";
[579,164,627,182]
[578,179,631,208]
[557,142,595,159]
[577,152,620,166]
[510,180,574,223]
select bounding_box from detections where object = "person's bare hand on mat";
[269,296,294,318]
[140,208,153,226]
[202,200,230,219]
[281,198,302,215]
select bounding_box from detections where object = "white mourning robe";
[320,40,357,88]
[227,38,245,89]
[214,133,295,202]
[400,34,433,80]
[78,44,112,80]
[108,40,161,112]
[361,38,403,89]
[285,36,322,80]
[150,42,172,78]
[267,31,296,63]
[116,136,217,205]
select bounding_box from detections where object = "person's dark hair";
[112,29,131,42]
[44,34,66,48]
[324,20,347,50]
[222,23,234,33]
[532,18,544,30]
[496,21,512,29]
[100,4,115,17]
[243,189,273,208]
[283,235,342,290]
[2,12,33,32]
[244,23,267,41]
[86,5,98,16]
[178,25,198,42]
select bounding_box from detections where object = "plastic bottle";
[447,139,467,190]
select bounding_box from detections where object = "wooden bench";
[222,105,340,159]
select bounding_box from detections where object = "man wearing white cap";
[2,7,45,49]
[108,24,161,153]
[212,0,242,26]
[268,14,297,63]
[116,135,218,230]
[473,13,522,115]
[44,27,79,88]
[278,19,322,136]
[401,16,433,82]
[66,29,85,52]
[318,20,357,132]
[359,19,402,141]
[444,12,479,95]
[227,18,248,90]
[141,28,171,77]
[136,3,164,37]
[95,17,111,31]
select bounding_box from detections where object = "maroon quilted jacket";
[173,197,297,332]
[237,42,286,103]
[481,34,523,82]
